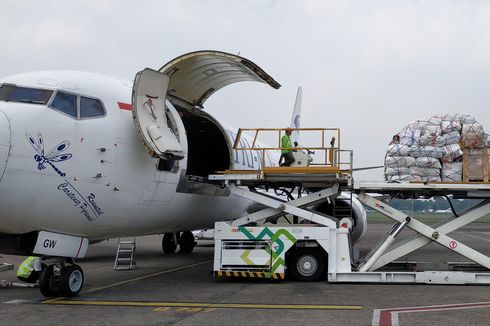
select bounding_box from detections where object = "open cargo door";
[159,50,281,108]
[132,68,184,160]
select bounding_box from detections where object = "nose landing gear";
[39,258,84,297]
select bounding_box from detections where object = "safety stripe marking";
[215,271,284,279]
[372,302,490,326]
[43,299,361,310]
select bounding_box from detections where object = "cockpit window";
[80,97,105,118]
[50,91,77,118]
[0,85,53,104]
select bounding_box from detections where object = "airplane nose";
[0,109,11,182]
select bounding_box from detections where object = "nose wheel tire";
[162,233,177,254]
[289,248,326,282]
[60,264,84,297]
[179,231,196,254]
[39,265,61,297]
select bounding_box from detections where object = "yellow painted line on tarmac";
[83,260,212,295]
[40,260,212,304]
[43,299,361,310]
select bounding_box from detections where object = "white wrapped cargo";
[410,166,441,177]
[385,156,416,168]
[462,123,485,148]
[441,143,463,163]
[442,162,462,182]
[410,146,444,158]
[407,119,429,130]
[427,116,442,126]
[441,121,462,134]
[387,144,412,156]
[385,167,411,176]
[412,175,442,182]
[442,131,460,145]
[399,128,421,146]
[458,114,476,124]
[388,174,415,182]
[418,134,445,147]
[415,157,442,169]
[384,114,486,183]
[422,125,442,137]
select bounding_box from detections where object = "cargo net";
[384,114,488,183]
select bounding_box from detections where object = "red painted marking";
[449,240,457,249]
[375,302,490,326]
[75,238,84,258]
[118,102,132,111]
[379,310,392,326]
[341,223,348,228]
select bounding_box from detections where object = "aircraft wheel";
[289,248,326,282]
[39,265,61,297]
[60,264,84,297]
[179,231,195,254]
[162,233,177,254]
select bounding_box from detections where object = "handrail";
[232,127,350,176]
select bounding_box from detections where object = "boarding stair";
[114,238,136,270]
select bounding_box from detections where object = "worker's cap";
[285,127,293,131]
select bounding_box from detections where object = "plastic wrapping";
[462,123,485,148]
[418,134,445,147]
[410,146,444,158]
[385,156,416,168]
[415,157,442,169]
[443,131,461,145]
[442,162,462,182]
[387,144,412,156]
[388,174,415,182]
[410,166,441,177]
[384,113,486,182]
[385,167,411,176]
[441,121,462,134]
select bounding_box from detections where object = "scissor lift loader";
[211,127,490,284]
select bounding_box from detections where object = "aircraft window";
[50,92,77,117]
[80,97,105,118]
[0,85,52,104]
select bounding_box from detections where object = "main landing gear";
[39,258,84,297]
[162,231,196,254]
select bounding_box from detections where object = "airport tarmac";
[1,222,490,326]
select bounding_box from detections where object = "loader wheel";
[289,248,326,282]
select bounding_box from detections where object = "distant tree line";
[386,197,482,213]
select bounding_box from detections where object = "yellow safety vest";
[281,135,292,154]
[16,256,38,278]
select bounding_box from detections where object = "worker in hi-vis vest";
[279,128,295,167]
[17,256,42,283]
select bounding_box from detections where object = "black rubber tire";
[39,265,61,297]
[179,231,195,254]
[288,248,326,282]
[60,264,84,297]
[162,233,177,254]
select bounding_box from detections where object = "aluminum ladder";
[114,238,136,270]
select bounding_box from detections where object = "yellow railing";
[233,127,348,174]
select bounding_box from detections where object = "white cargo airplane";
[0,51,366,297]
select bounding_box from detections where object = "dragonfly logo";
[26,133,72,177]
